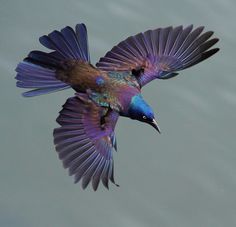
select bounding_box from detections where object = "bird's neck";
[119,93,142,118]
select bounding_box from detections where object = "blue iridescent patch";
[129,94,154,119]
[89,92,109,107]
[96,76,105,86]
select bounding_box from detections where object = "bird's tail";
[15,24,90,97]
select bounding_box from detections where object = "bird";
[15,23,219,190]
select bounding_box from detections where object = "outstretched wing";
[96,25,219,87]
[53,93,119,190]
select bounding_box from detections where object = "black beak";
[149,119,161,134]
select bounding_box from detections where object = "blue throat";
[128,94,154,119]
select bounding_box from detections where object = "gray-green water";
[1,0,236,226]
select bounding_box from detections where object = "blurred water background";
[0,0,236,226]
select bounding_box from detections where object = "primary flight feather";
[15,23,219,190]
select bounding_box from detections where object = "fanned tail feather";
[16,61,70,97]
[16,23,90,97]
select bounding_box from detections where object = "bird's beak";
[150,119,161,134]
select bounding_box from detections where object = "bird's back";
[55,60,108,92]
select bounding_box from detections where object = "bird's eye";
[142,116,147,120]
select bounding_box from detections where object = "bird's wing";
[96,25,219,87]
[53,93,119,190]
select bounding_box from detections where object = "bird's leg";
[100,108,110,130]
[100,116,106,130]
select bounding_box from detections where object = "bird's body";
[56,60,140,113]
[16,23,219,190]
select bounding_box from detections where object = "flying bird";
[15,23,219,190]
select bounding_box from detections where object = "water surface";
[0,0,236,226]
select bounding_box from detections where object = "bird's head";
[128,94,161,133]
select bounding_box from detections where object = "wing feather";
[97,25,219,87]
[53,94,119,190]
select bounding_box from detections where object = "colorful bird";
[15,23,219,190]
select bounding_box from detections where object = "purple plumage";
[54,93,119,190]
[16,24,89,97]
[97,25,219,87]
[15,23,219,190]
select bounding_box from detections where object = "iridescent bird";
[16,23,219,190]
